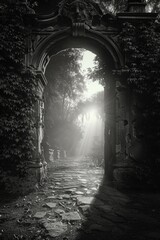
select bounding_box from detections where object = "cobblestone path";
[1,157,160,240]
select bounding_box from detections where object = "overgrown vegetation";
[1,0,160,193]
[36,0,160,15]
[119,20,160,141]
[118,19,160,185]
[86,17,160,185]
[0,1,38,194]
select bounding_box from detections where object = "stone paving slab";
[45,202,57,208]
[61,211,81,221]
[59,194,71,199]
[42,221,68,237]
[2,157,160,240]
[79,205,90,214]
[46,196,57,200]
[54,209,65,215]
[77,196,94,205]
[34,211,47,219]
[53,185,79,190]
[75,191,84,195]
[64,188,76,194]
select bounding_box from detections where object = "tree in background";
[44,49,85,155]
[35,0,160,15]
[76,91,104,165]
[96,0,160,14]
[146,0,160,13]
[76,91,104,121]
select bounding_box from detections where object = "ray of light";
[76,108,104,157]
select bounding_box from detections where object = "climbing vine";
[0,1,38,193]
[119,20,160,100]
[119,19,160,182]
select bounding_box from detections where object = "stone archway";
[25,0,156,185]
[30,33,124,183]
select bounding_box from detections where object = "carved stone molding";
[72,23,86,37]
[28,0,118,32]
[59,0,103,25]
[36,71,48,89]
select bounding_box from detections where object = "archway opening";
[44,48,105,172]
[33,30,124,183]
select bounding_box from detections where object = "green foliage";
[0,1,38,192]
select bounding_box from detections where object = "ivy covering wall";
[0,1,38,193]
[118,19,160,185]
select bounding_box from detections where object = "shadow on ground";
[74,176,160,240]
[1,158,160,240]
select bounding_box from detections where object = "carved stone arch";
[31,28,125,74]
[25,0,157,186]
[30,25,126,183]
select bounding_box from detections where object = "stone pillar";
[111,71,138,188]
[28,71,48,183]
[116,81,130,161]
[104,75,116,183]
[113,87,151,189]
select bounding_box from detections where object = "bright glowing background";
[76,50,104,157]
[77,108,104,157]
[81,50,96,70]
[81,50,104,99]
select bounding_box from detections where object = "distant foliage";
[0,1,38,193]
[35,0,160,15]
